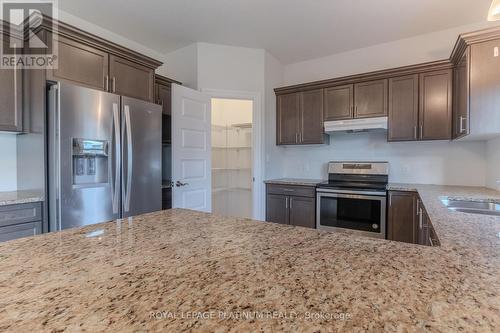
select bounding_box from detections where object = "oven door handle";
[317,192,386,201]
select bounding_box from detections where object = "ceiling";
[58,0,493,64]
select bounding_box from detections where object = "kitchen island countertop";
[0,184,499,332]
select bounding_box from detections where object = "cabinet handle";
[389,194,392,207]
[459,116,466,134]
[413,126,417,139]
[112,77,116,93]
[354,105,358,116]
[105,75,109,91]
[285,197,288,209]
[419,208,423,230]
[290,197,293,209]
[295,133,298,143]
[419,125,423,139]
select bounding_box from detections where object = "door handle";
[124,105,132,212]
[459,116,466,133]
[175,181,189,187]
[112,103,120,214]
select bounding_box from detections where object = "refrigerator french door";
[48,82,161,231]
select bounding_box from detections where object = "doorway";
[211,98,253,218]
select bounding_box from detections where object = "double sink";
[441,198,500,217]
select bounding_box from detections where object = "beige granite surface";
[0,185,499,332]
[264,178,324,186]
[0,189,44,206]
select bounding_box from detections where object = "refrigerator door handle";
[112,103,120,214]
[124,104,133,213]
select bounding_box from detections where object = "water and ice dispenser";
[72,139,109,185]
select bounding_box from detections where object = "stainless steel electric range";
[316,161,389,239]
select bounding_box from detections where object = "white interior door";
[172,84,212,212]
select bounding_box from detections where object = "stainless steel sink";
[441,198,500,216]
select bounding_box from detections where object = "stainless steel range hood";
[324,117,388,133]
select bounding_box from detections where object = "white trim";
[201,88,265,220]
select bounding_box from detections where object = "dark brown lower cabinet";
[266,184,316,228]
[387,191,418,243]
[0,202,42,242]
[266,193,289,225]
[388,191,438,246]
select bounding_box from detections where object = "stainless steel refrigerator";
[47,82,162,231]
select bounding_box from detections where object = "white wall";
[486,138,500,191]
[280,132,487,186]
[264,52,285,180]
[0,134,17,191]
[162,44,198,89]
[284,21,497,85]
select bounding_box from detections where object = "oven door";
[316,189,386,238]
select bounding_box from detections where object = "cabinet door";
[419,70,452,140]
[266,194,289,225]
[289,196,315,229]
[387,191,417,244]
[452,49,470,139]
[277,93,300,145]
[0,221,42,242]
[470,39,500,138]
[324,85,353,121]
[388,75,419,141]
[354,79,388,118]
[109,55,154,102]
[300,89,324,144]
[417,206,431,246]
[47,35,109,91]
[156,82,172,115]
[0,39,23,132]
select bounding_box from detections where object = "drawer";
[0,202,42,227]
[0,221,42,242]
[266,184,316,198]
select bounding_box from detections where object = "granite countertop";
[264,178,324,186]
[0,189,44,206]
[0,185,499,332]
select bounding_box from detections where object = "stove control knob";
[372,224,379,230]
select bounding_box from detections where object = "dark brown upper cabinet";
[468,38,500,139]
[323,80,387,121]
[452,48,470,139]
[324,85,353,121]
[300,89,324,144]
[37,17,162,101]
[354,79,388,118]
[0,37,23,132]
[47,35,109,91]
[277,92,300,145]
[388,75,419,141]
[277,89,324,145]
[109,55,154,102]
[419,69,452,140]
[155,76,173,115]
